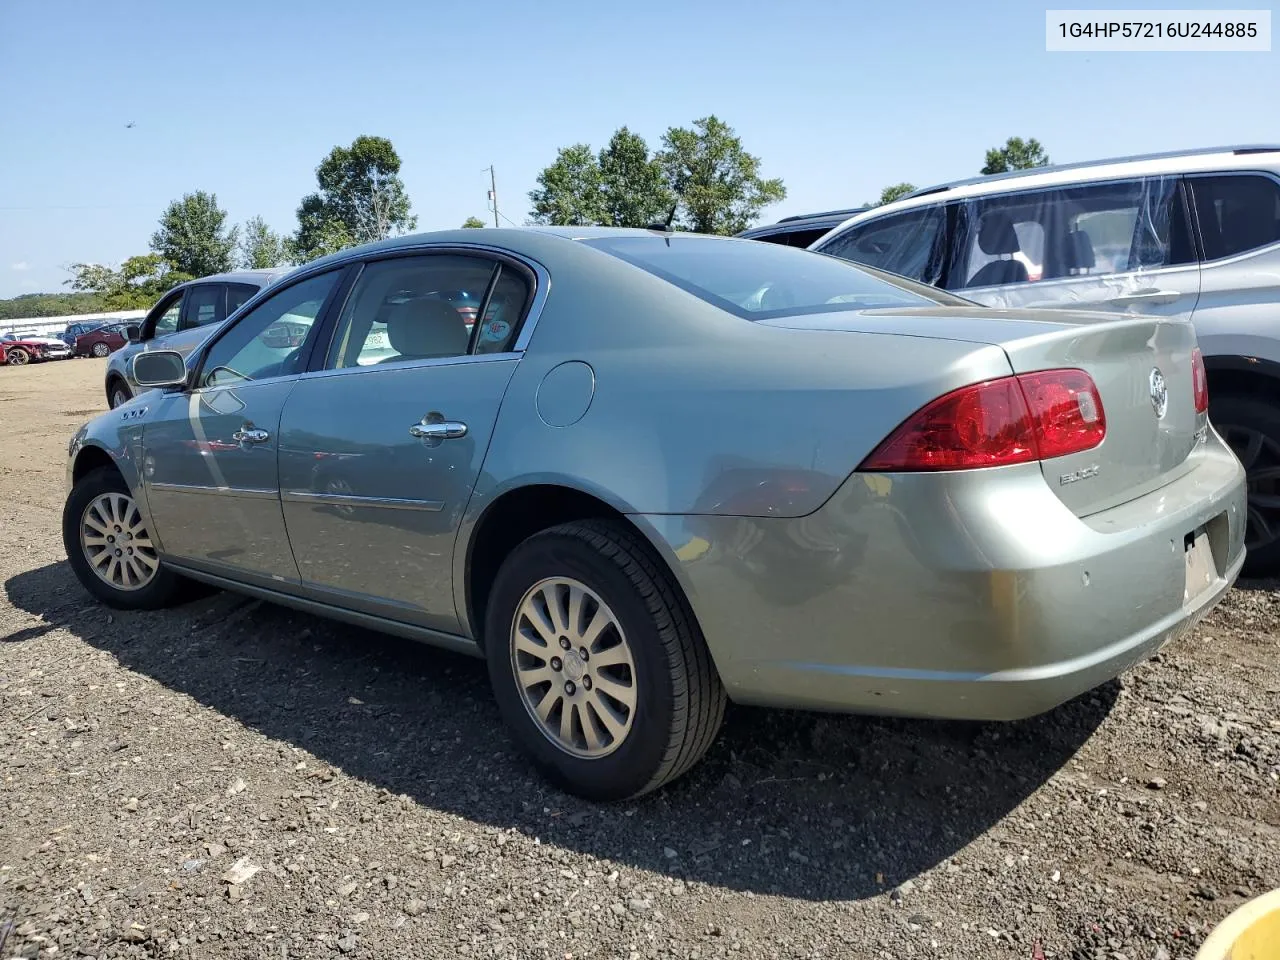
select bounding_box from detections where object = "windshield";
[582,235,969,320]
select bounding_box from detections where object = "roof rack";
[900,144,1280,202]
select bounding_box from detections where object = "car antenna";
[646,202,678,233]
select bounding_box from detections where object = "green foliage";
[293,135,416,263]
[150,191,237,278]
[0,291,107,321]
[599,127,674,227]
[461,216,486,228]
[875,182,917,206]
[528,144,607,226]
[657,115,785,234]
[65,254,190,310]
[238,216,287,269]
[981,137,1050,175]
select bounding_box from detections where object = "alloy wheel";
[80,492,159,591]
[91,342,110,357]
[7,349,28,366]
[510,576,638,758]
[1221,423,1280,553]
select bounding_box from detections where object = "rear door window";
[1189,174,1280,260]
[815,206,946,285]
[947,176,1193,291]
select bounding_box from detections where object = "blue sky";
[0,0,1276,298]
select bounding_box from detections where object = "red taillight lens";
[861,369,1106,472]
[1191,347,1208,414]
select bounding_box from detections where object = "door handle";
[409,416,468,441]
[232,424,270,445]
[1108,288,1181,306]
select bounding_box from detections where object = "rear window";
[582,235,961,320]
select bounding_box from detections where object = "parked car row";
[64,204,1246,800]
[744,144,1280,576]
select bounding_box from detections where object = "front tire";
[6,347,29,366]
[62,466,186,609]
[485,519,725,801]
[91,342,110,358]
[1213,393,1280,578]
[107,379,131,409]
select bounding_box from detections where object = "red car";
[2,332,73,365]
[74,322,131,358]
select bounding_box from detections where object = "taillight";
[861,368,1106,472]
[1191,347,1208,414]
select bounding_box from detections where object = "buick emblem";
[1149,367,1168,419]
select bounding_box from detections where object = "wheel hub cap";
[511,576,637,759]
[81,492,159,591]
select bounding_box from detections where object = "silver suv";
[106,269,289,409]
[812,144,1280,575]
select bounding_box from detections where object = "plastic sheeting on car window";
[817,174,1203,321]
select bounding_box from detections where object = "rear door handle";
[1108,288,1181,306]
[409,416,468,441]
[232,424,270,445]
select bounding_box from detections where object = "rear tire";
[1212,393,1280,578]
[484,519,725,801]
[62,466,188,610]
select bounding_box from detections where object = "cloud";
[10,261,30,271]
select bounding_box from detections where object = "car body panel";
[637,429,1245,719]
[141,380,301,586]
[278,356,520,634]
[67,227,1248,724]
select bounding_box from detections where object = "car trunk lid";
[758,306,1205,517]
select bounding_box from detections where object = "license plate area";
[1183,527,1219,605]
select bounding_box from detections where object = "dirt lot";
[1,356,1278,960]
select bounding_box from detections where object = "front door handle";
[409,414,468,442]
[1108,288,1181,306]
[232,423,270,445]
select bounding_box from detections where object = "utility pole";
[485,165,499,227]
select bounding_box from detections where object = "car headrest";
[977,212,1022,255]
[1065,229,1096,270]
[386,298,469,358]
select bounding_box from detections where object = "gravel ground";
[1,357,1278,960]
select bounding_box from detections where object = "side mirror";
[125,324,141,342]
[132,350,188,390]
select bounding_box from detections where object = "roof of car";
[902,144,1280,201]
[177,268,292,289]
[736,208,869,239]
[812,144,1280,246]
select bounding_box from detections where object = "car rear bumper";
[637,428,1247,721]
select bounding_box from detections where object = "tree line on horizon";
[23,131,1047,315]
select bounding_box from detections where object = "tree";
[981,137,1050,175]
[599,127,674,227]
[527,144,607,226]
[292,135,416,263]
[150,191,237,278]
[65,254,190,310]
[237,216,287,269]
[876,182,917,206]
[0,291,106,320]
[657,115,785,234]
[461,216,486,228]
